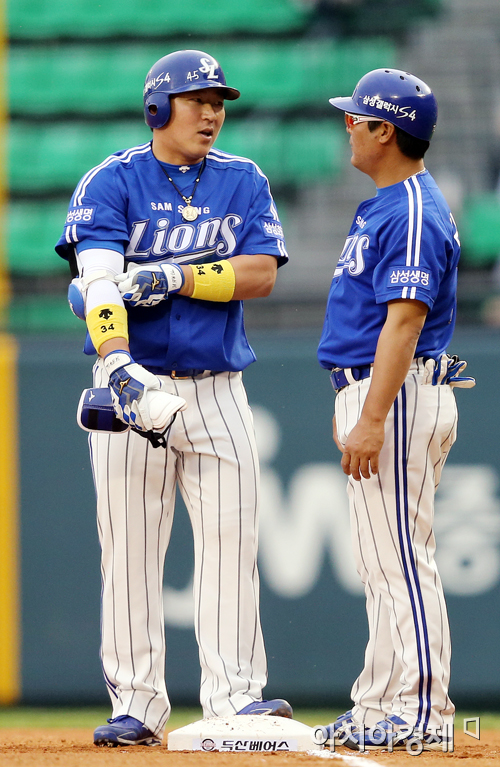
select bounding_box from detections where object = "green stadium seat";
[9,123,151,191]
[9,119,346,192]
[9,39,396,116]
[217,40,395,109]
[282,121,346,181]
[9,45,154,114]
[460,194,500,266]
[9,0,311,39]
[8,296,82,332]
[8,200,70,274]
[216,120,346,182]
[317,0,442,37]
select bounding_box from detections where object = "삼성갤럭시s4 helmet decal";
[329,68,438,142]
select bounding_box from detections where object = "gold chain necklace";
[157,158,206,222]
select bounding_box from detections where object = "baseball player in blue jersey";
[55,49,292,747]
[316,69,474,752]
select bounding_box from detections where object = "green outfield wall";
[14,327,500,707]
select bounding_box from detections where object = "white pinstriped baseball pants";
[335,361,457,732]
[89,364,267,737]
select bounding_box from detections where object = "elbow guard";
[68,268,117,320]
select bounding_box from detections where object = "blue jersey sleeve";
[373,206,450,309]
[234,170,288,266]
[55,165,130,261]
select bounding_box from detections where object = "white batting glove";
[146,388,188,432]
[442,354,476,388]
[104,350,187,431]
[422,354,476,388]
[116,262,184,307]
[423,355,449,385]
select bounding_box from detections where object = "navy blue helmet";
[329,68,437,142]
[144,50,240,129]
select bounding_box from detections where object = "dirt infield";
[0,727,497,767]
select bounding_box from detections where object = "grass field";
[0,707,498,731]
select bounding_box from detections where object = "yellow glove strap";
[190,260,236,302]
[86,304,129,352]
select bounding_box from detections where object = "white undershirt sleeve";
[76,248,125,314]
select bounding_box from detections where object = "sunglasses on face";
[345,112,385,127]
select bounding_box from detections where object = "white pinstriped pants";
[335,361,457,732]
[90,364,267,737]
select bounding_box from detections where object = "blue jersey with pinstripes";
[317,170,460,369]
[55,142,288,373]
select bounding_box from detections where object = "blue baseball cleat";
[93,715,161,747]
[322,710,356,747]
[341,715,451,752]
[237,699,293,718]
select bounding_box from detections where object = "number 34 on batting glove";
[104,350,187,432]
[116,262,184,307]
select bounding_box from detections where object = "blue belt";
[330,365,372,392]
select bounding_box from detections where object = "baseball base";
[167,714,316,752]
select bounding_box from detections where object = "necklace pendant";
[181,204,199,222]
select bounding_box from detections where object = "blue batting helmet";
[329,68,437,142]
[143,50,240,129]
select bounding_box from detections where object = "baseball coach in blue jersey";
[317,69,475,753]
[55,50,292,747]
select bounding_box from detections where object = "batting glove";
[441,354,476,388]
[104,350,187,432]
[423,354,475,388]
[116,262,185,307]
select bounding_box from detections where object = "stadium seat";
[315,0,442,37]
[9,39,396,116]
[460,194,500,266]
[8,296,82,332]
[8,201,71,274]
[9,119,346,192]
[9,45,152,114]
[9,123,152,191]
[218,39,395,109]
[9,0,311,39]
[216,120,346,182]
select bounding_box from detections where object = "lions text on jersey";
[56,143,288,373]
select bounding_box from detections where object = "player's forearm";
[362,338,417,423]
[361,300,428,424]
[229,254,278,299]
[99,337,130,358]
[178,254,277,301]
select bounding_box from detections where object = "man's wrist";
[359,408,387,426]
[99,337,130,359]
[177,265,194,296]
